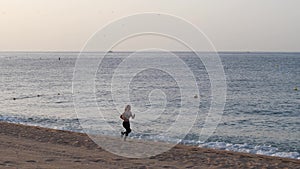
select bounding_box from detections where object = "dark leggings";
[122,121,131,136]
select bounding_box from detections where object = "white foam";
[271,152,300,159]
[198,142,299,159]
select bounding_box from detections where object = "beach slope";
[0,122,299,169]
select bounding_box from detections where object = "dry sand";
[0,122,299,169]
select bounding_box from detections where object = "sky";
[0,0,299,52]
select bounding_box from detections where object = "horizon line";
[1,50,300,54]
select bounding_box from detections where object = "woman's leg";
[122,121,131,136]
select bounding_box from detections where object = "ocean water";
[0,52,299,159]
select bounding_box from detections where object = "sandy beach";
[0,122,298,169]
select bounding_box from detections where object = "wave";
[0,115,82,132]
[198,142,299,159]
[129,134,300,159]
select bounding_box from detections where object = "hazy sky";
[0,0,299,52]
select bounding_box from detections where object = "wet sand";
[0,122,299,169]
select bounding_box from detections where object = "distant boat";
[108,50,113,53]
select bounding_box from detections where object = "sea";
[0,51,299,159]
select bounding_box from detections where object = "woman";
[120,105,135,140]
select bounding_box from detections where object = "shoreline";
[1,119,298,159]
[0,121,299,168]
